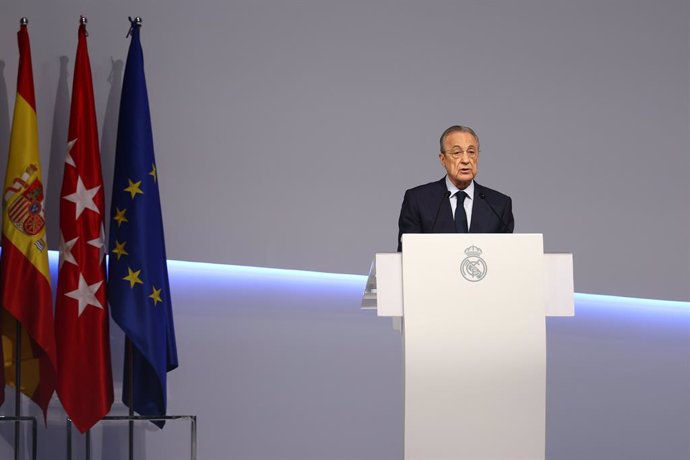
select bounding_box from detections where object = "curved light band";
[43,251,689,311]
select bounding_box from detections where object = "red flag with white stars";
[55,20,113,433]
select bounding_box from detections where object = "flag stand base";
[0,416,37,460]
[66,415,197,460]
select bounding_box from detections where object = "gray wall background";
[0,3,688,459]
[0,2,688,298]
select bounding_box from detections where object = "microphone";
[431,191,451,232]
[479,192,509,233]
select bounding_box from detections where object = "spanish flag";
[0,21,57,417]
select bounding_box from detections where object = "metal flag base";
[0,416,37,460]
[66,415,197,460]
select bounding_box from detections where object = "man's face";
[439,131,479,190]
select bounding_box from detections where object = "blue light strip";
[575,292,690,311]
[44,250,690,310]
[167,257,366,284]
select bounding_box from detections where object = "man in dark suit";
[397,125,514,252]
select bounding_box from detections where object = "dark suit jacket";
[397,178,514,251]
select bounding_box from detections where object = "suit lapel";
[469,183,490,233]
[434,178,455,233]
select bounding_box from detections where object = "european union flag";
[108,20,178,426]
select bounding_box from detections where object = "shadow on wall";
[0,61,10,196]
[45,56,70,250]
[98,59,131,459]
[101,58,124,235]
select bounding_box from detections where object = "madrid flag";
[0,22,57,417]
[55,20,114,433]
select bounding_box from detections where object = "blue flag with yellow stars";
[108,19,178,427]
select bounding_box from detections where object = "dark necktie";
[454,191,468,233]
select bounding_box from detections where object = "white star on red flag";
[63,175,101,219]
[59,232,79,270]
[66,138,78,167]
[64,273,103,316]
[88,224,106,262]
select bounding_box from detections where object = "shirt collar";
[445,176,474,200]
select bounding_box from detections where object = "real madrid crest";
[460,245,487,282]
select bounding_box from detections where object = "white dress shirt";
[445,176,474,230]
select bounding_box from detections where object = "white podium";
[363,234,574,460]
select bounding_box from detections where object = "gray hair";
[439,125,480,153]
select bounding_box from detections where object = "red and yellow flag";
[0,22,57,417]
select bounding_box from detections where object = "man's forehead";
[445,133,478,148]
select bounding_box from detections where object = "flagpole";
[12,18,28,449]
[127,338,134,460]
[13,17,28,453]
[124,17,142,460]
[83,18,92,460]
[128,22,141,460]
[14,319,21,460]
